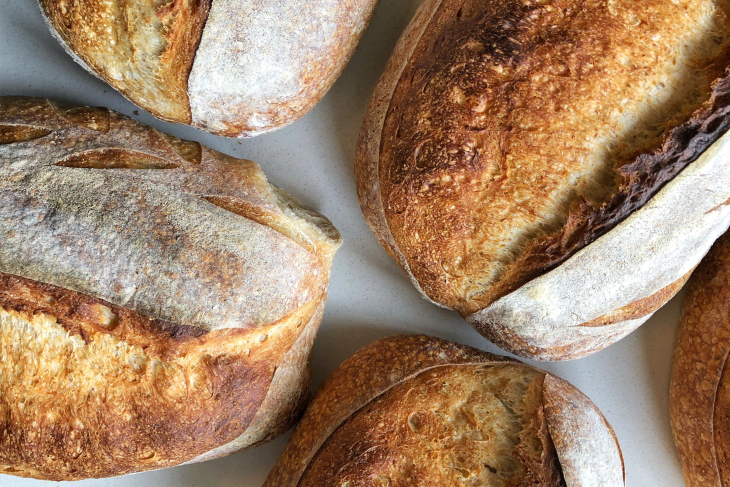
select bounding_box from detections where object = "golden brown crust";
[357,0,730,316]
[0,96,341,480]
[298,365,564,487]
[468,269,695,362]
[0,294,319,480]
[264,335,513,487]
[670,230,730,487]
[0,272,206,345]
[38,0,210,123]
[265,335,623,487]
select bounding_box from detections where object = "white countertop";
[0,0,687,485]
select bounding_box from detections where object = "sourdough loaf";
[670,230,730,487]
[37,0,379,137]
[0,96,341,480]
[356,0,730,360]
[265,335,624,486]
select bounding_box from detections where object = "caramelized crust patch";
[0,272,320,480]
[379,0,730,314]
[39,0,212,122]
[298,364,564,487]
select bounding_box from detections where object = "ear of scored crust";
[543,375,625,487]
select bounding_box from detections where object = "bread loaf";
[265,335,624,486]
[37,0,379,137]
[356,0,730,360]
[0,96,341,480]
[670,230,730,487]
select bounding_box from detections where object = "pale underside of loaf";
[187,0,379,137]
[265,335,624,487]
[364,0,730,316]
[670,231,730,487]
[0,96,341,479]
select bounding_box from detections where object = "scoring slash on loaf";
[265,335,624,487]
[670,230,730,487]
[37,0,379,137]
[0,96,341,480]
[356,0,730,360]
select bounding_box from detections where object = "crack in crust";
[362,0,730,316]
[37,0,211,122]
[0,97,341,480]
[671,231,730,487]
[265,335,624,487]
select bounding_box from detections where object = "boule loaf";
[38,0,380,137]
[265,335,624,486]
[0,96,341,480]
[356,0,730,360]
[670,230,730,487]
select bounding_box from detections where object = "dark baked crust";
[670,231,730,487]
[0,272,206,347]
[361,0,730,316]
[264,335,623,487]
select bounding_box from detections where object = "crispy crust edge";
[264,334,623,487]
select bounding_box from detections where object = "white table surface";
[0,0,688,485]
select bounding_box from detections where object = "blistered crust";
[264,335,624,487]
[368,0,730,315]
[670,231,730,487]
[0,96,341,479]
[356,0,730,358]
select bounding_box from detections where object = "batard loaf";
[37,0,379,137]
[0,96,341,480]
[670,229,730,487]
[355,0,730,360]
[265,335,624,487]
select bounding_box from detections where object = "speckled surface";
[1,0,690,485]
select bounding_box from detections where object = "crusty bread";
[38,0,379,137]
[265,335,624,487]
[356,0,730,360]
[0,96,341,480]
[670,230,730,487]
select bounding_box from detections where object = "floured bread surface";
[187,0,379,137]
[298,364,563,487]
[373,0,730,314]
[0,97,342,480]
[0,97,341,331]
[38,0,379,136]
[38,0,211,123]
